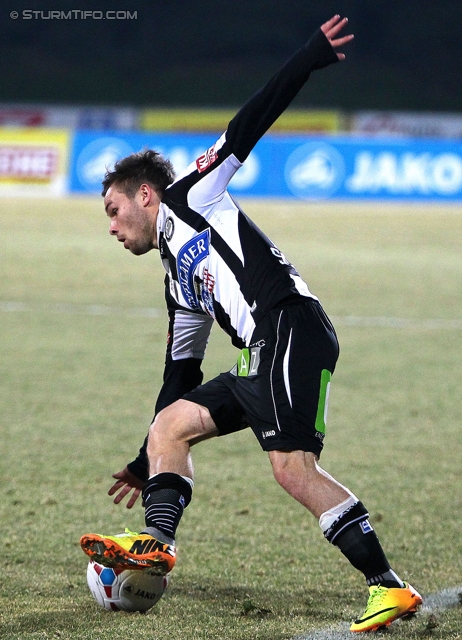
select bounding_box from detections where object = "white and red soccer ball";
[86,560,168,612]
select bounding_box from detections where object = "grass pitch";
[1,197,461,639]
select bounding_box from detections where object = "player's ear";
[139,183,153,205]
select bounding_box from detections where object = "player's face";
[104,186,157,255]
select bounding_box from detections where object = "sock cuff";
[321,500,370,544]
[147,473,194,490]
[180,475,194,490]
[319,494,358,532]
[143,472,193,507]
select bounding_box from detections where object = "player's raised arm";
[226,15,353,163]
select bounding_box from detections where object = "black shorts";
[182,298,339,457]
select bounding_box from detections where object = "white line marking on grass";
[421,586,462,612]
[293,586,461,640]
[0,301,162,318]
[1,301,462,329]
[331,316,462,330]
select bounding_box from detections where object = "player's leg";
[269,448,405,583]
[234,298,422,631]
[268,447,400,592]
[80,399,216,573]
[269,449,401,581]
[268,449,350,517]
[81,377,247,573]
[140,398,218,547]
[269,449,422,632]
[140,378,248,541]
[146,398,218,478]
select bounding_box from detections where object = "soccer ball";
[86,560,168,612]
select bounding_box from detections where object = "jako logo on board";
[346,151,462,195]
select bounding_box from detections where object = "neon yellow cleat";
[80,528,176,574]
[350,582,423,632]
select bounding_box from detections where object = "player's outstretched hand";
[321,15,354,61]
[108,467,144,509]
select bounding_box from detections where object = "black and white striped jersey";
[157,135,313,353]
[157,27,338,357]
[127,28,339,479]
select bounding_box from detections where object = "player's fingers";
[330,34,354,47]
[108,480,125,496]
[320,14,342,35]
[113,485,131,504]
[324,16,349,40]
[125,489,141,509]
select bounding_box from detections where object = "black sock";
[142,473,193,541]
[324,501,404,588]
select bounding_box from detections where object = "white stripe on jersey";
[210,249,256,343]
[190,190,245,265]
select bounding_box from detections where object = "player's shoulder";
[166,132,232,192]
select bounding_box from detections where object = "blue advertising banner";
[70,131,462,201]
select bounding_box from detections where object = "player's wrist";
[127,459,148,483]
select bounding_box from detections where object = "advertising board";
[0,105,138,130]
[140,109,343,133]
[0,128,70,195]
[351,111,462,140]
[70,131,462,201]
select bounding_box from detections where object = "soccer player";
[80,16,422,632]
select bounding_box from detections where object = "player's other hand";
[321,15,354,60]
[108,467,144,509]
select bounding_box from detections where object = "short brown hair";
[101,149,175,197]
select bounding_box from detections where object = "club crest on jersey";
[201,268,216,317]
[177,229,210,309]
[165,216,175,241]
[196,144,218,173]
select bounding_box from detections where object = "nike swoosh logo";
[356,606,398,623]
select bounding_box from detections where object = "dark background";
[1,0,460,112]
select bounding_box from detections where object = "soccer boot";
[350,582,423,632]
[80,528,176,574]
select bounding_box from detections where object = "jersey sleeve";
[226,27,338,162]
[166,27,338,213]
[126,304,213,481]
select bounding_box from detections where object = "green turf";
[1,198,461,639]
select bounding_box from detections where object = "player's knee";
[270,452,294,489]
[148,399,211,449]
[269,450,318,491]
[148,401,187,446]
[271,462,293,491]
